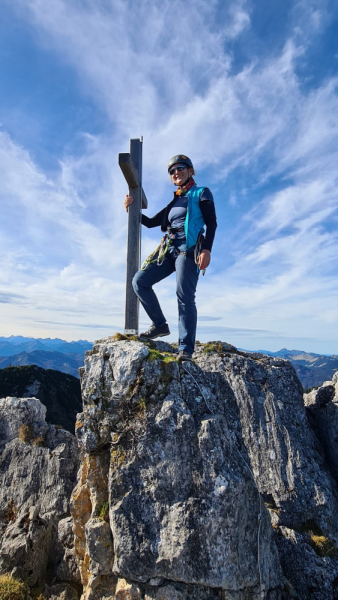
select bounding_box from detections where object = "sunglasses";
[169,165,187,176]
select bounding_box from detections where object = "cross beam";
[118,138,147,335]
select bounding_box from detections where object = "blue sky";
[1,0,338,353]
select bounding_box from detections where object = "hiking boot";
[139,323,170,340]
[177,351,193,362]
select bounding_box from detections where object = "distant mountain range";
[0,336,92,356]
[250,347,338,389]
[0,336,92,378]
[0,337,337,389]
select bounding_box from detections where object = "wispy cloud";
[0,291,25,304]
[1,0,338,353]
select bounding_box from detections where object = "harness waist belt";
[168,227,183,238]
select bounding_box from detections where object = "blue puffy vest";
[184,186,206,249]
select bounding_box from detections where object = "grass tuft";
[301,520,338,557]
[147,349,176,363]
[18,424,33,443]
[2,499,18,523]
[0,574,28,600]
[32,434,47,447]
[202,342,224,355]
[112,332,129,341]
[148,349,165,361]
[111,333,140,342]
[311,534,337,557]
[96,501,109,523]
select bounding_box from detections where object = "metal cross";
[118,138,148,335]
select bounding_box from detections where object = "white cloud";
[0,131,130,333]
[1,0,338,352]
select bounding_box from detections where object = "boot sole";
[140,331,170,340]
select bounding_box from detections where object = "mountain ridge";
[0,336,337,388]
[0,364,81,433]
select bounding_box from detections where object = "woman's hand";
[198,249,211,270]
[124,195,134,212]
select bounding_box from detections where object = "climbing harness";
[141,181,207,274]
[141,234,172,271]
[157,234,172,266]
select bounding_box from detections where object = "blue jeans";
[132,244,199,354]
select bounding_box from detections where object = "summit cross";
[118,137,148,335]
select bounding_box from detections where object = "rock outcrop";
[0,365,82,433]
[0,396,81,599]
[195,344,338,600]
[304,372,338,487]
[2,339,338,600]
[70,338,338,600]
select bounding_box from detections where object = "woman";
[124,154,217,362]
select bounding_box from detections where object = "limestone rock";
[4,339,336,599]
[71,452,111,589]
[115,578,142,600]
[0,405,79,518]
[276,526,338,600]
[109,395,279,591]
[0,366,82,433]
[193,343,338,599]
[1,511,53,586]
[54,517,81,583]
[85,518,114,575]
[0,396,80,594]
[45,582,80,600]
[72,338,283,600]
[304,372,338,483]
[70,338,338,600]
[194,345,338,538]
[0,396,46,446]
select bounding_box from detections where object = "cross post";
[118,138,148,335]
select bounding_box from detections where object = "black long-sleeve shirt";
[141,188,217,252]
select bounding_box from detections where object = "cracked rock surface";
[304,372,338,483]
[72,338,285,600]
[0,396,81,598]
[2,339,338,600]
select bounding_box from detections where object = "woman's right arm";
[123,195,134,211]
[123,195,165,228]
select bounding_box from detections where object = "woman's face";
[170,165,193,186]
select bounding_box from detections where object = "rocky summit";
[1,338,338,600]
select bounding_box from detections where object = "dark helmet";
[167,154,194,172]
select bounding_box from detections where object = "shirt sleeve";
[199,188,217,252]
[141,207,166,228]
